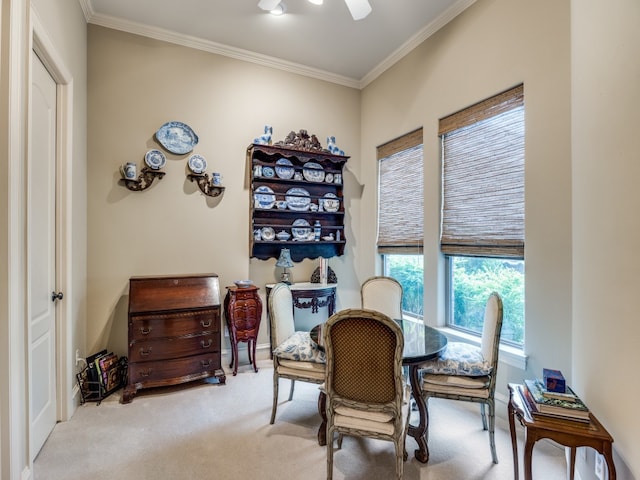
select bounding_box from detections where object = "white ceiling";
[81,0,476,89]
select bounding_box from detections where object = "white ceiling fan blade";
[258,0,281,11]
[344,0,372,21]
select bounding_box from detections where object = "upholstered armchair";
[323,308,410,480]
[419,292,504,463]
[360,276,403,319]
[269,282,326,424]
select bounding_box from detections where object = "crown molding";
[82,0,475,90]
[84,9,361,89]
[360,0,477,88]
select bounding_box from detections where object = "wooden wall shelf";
[121,167,165,191]
[187,173,225,197]
[248,135,348,262]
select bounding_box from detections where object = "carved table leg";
[318,391,327,446]
[508,393,520,480]
[407,364,430,463]
[231,340,239,376]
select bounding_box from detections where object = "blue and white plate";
[155,121,199,154]
[322,193,340,213]
[285,188,311,211]
[291,219,311,240]
[144,149,166,170]
[275,158,295,179]
[262,166,275,178]
[254,185,276,209]
[302,161,325,182]
[188,154,207,174]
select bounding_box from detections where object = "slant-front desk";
[123,274,225,403]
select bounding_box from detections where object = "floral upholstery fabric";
[420,341,492,377]
[273,331,326,364]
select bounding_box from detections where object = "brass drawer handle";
[201,319,212,328]
[201,339,213,349]
[139,347,152,356]
[139,369,153,377]
[201,359,212,367]
[140,326,152,335]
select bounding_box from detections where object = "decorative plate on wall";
[155,121,199,154]
[187,154,207,174]
[144,149,166,170]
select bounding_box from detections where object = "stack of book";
[520,378,590,423]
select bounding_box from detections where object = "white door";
[29,52,58,459]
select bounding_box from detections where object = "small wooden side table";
[507,383,616,480]
[224,285,262,376]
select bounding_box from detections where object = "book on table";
[523,379,590,422]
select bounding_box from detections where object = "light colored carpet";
[34,360,567,479]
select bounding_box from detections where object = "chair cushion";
[422,373,490,389]
[273,331,326,363]
[420,342,492,376]
[422,374,491,398]
[277,360,325,381]
[333,407,395,436]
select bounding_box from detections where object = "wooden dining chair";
[360,276,403,319]
[419,292,504,463]
[323,308,410,479]
[268,282,326,424]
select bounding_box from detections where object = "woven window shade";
[441,85,524,258]
[377,129,424,254]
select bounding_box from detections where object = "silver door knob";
[51,291,63,302]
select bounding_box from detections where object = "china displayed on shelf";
[261,227,275,241]
[285,187,311,211]
[144,149,167,170]
[155,121,199,155]
[254,186,276,209]
[322,193,340,213]
[187,154,207,174]
[247,130,349,262]
[275,158,295,179]
[302,162,325,182]
[262,166,275,178]
[291,219,311,240]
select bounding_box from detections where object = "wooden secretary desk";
[123,274,226,403]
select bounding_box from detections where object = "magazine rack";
[76,357,128,405]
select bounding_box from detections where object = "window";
[377,129,424,318]
[440,85,525,346]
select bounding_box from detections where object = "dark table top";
[310,317,447,365]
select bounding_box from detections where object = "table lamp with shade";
[275,248,294,284]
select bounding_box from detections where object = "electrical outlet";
[595,453,606,480]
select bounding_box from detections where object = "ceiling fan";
[258,0,372,21]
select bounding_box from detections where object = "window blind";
[440,85,524,258]
[377,128,424,254]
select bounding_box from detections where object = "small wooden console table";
[265,282,337,353]
[507,383,616,480]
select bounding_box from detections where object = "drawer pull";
[139,368,153,377]
[201,359,212,367]
[140,326,152,335]
[201,339,213,349]
[201,319,212,328]
[139,347,152,356]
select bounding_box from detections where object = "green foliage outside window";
[384,255,424,317]
[451,256,524,345]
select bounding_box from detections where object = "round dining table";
[312,318,448,463]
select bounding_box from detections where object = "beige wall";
[361,0,572,387]
[572,0,640,477]
[87,26,362,359]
